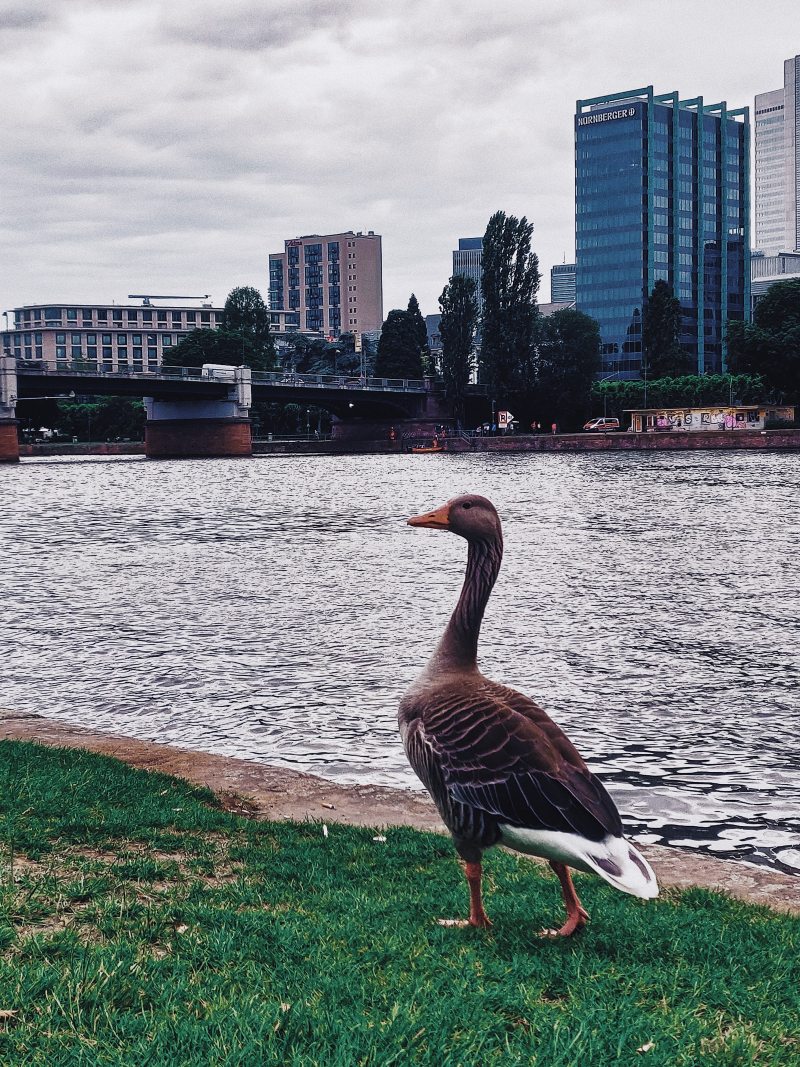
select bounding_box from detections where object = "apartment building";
[268,230,383,341]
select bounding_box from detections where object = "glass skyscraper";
[575,87,750,377]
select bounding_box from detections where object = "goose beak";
[407,504,451,529]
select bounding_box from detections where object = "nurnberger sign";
[577,107,637,127]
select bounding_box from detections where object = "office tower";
[550,262,576,303]
[754,54,800,256]
[453,237,483,311]
[268,230,383,340]
[575,87,750,377]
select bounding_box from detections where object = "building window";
[67,309,78,321]
[172,312,182,325]
[56,333,66,344]
[142,311,153,323]
[97,309,108,322]
[102,334,112,344]
[56,346,66,358]
[148,347,158,360]
[187,312,196,323]
[117,333,127,344]
[132,333,141,344]
[200,312,211,324]
[102,347,113,359]
[162,335,172,346]
[127,310,138,323]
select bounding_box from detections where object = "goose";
[399,494,658,936]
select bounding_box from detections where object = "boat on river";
[411,441,445,454]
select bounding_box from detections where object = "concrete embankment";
[1,711,797,914]
[17,429,800,458]
[446,428,800,453]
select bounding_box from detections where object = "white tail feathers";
[499,824,659,899]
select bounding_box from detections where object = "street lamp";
[306,408,310,437]
[597,373,619,418]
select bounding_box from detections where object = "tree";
[535,309,601,429]
[439,275,479,428]
[163,328,249,369]
[222,286,275,370]
[642,280,692,378]
[407,293,432,374]
[374,310,424,379]
[593,373,768,422]
[479,210,540,402]
[727,279,800,400]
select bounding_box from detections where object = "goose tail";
[580,835,659,899]
[499,825,659,899]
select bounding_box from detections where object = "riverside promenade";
[2,710,798,915]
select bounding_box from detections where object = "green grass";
[1,740,798,1066]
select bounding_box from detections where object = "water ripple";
[1,451,798,871]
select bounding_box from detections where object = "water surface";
[2,451,799,872]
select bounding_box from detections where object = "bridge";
[0,357,488,460]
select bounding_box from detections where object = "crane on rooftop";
[127,294,211,307]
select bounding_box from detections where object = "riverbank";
[2,734,797,1065]
[18,426,800,457]
[1,711,797,914]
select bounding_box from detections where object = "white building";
[1,299,223,371]
[754,55,800,256]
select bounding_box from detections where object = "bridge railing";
[16,359,427,393]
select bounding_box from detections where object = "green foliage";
[162,328,256,370]
[642,281,693,378]
[439,275,479,428]
[479,210,541,402]
[374,309,425,379]
[593,374,768,422]
[21,396,145,442]
[727,279,800,400]
[223,286,274,354]
[407,293,432,375]
[1,741,799,1065]
[534,309,601,429]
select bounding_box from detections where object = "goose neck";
[437,536,502,669]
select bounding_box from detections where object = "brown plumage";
[399,493,658,936]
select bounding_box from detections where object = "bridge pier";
[0,355,19,462]
[144,367,253,459]
[331,379,453,443]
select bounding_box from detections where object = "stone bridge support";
[0,355,19,463]
[144,367,253,459]
[330,378,452,442]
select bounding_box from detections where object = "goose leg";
[540,861,589,938]
[438,861,493,928]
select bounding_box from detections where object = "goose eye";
[462,502,472,510]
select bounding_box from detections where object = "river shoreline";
[2,710,798,915]
[14,426,800,458]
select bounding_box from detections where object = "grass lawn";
[1,740,799,1066]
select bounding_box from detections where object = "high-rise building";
[754,55,800,256]
[268,230,383,341]
[550,263,576,303]
[453,237,483,311]
[575,87,750,376]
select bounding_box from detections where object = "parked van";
[201,364,237,380]
[583,417,620,432]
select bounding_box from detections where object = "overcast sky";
[1,0,797,319]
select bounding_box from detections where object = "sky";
[1,0,797,318]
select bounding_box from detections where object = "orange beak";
[407,503,451,529]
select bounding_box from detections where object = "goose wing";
[413,680,622,842]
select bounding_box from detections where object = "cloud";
[0,0,797,312]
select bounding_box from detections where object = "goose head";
[407,494,502,543]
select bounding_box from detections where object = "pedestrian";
[551,422,557,435]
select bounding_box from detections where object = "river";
[2,450,799,873]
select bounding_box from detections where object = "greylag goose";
[399,494,657,936]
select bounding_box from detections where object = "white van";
[201,364,237,380]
